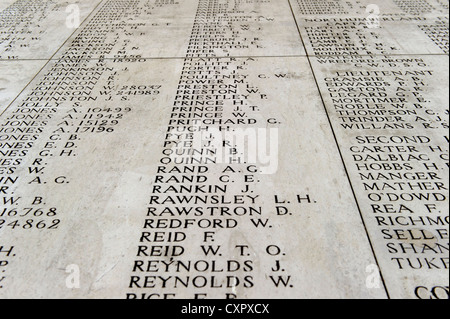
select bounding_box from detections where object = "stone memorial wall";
[0,0,448,299]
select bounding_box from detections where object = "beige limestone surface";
[0,0,448,299]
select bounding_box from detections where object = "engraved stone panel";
[0,0,103,59]
[310,54,449,299]
[0,0,448,300]
[291,0,449,55]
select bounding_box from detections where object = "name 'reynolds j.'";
[166,126,279,174]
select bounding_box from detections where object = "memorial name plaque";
[0,0,448,300]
